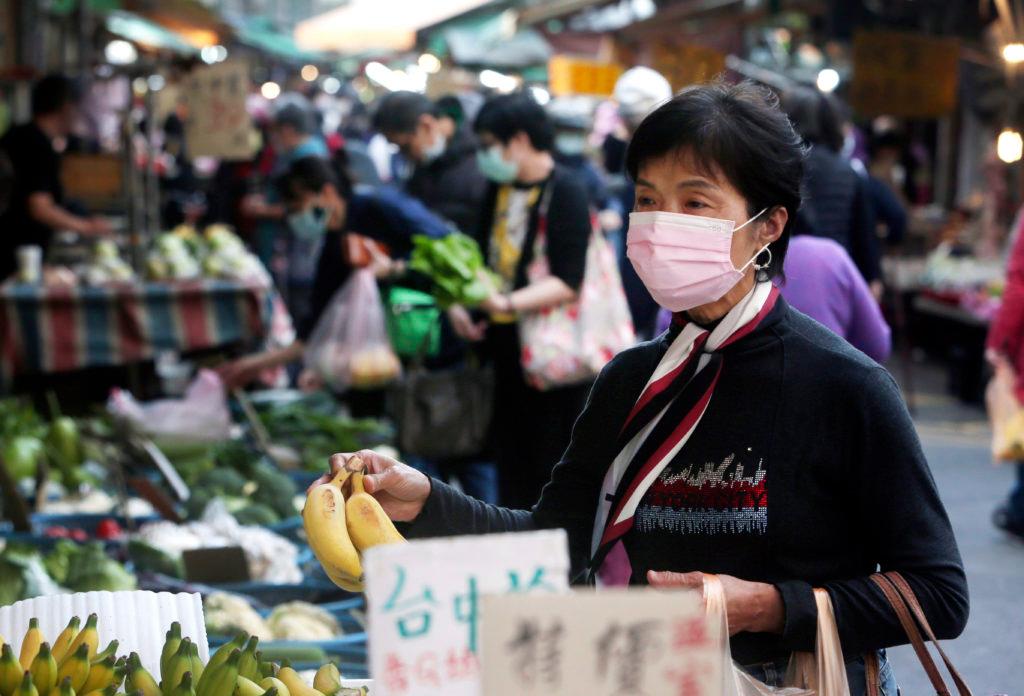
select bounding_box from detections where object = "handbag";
[390,324,494,460]
[518,184,635,390]
[865,571,973,696]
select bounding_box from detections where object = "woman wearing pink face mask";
[313,83,966,694]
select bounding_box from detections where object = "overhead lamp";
[479,69,518,93]
[816,68,840,93]
[530,86,551,105]
[998,128,1023,163]
[322,76,341,95]
[418,53,442,74]
[1003,43,1024,64]
[104,39,137,66]
[147,74,166,92]
[302,64,319,81]
[261,81,281,100]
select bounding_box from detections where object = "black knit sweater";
[406,297,968,665]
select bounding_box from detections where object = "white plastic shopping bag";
[107,369,231,441]
[304,268,401,392]
[703,574,849,696]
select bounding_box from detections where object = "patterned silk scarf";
[590,281,781,585]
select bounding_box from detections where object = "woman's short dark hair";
[277,156,352,203]
[625,81,805,280]
[474,92,554,152]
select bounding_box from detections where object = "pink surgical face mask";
[626,208,769,312]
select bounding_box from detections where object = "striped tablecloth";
[0,280,278,381]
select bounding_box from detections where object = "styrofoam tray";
[0,591,207,679]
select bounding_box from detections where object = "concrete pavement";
[887,370,1024,694]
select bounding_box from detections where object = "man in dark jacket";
[372,91,487,235]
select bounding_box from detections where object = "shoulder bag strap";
[869,573,952,695]
[863,651,881,696]
[884,572,974,696]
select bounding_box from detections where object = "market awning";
[122,0,227,48]
[294,0,493,54]
[105,10,199,55]
[232,17,325,63]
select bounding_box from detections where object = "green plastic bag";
[386,286,441,359]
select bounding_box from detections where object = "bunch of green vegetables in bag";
[409,233,501,308]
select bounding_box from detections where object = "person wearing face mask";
[218,156,408,390]
[372,91,488,235]
[547,98,612,213]
[314,83,969,695]
[602,67,674,340]
[445,91,594,510]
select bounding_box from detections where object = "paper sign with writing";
[185,60,256,160]
[481,590,722,696]
[363,530,570,696]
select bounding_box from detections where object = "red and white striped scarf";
[591,281,781,585]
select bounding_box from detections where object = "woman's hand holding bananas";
[304,451,428,591]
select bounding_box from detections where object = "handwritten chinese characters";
[482,590,721,696]
[364,530,570,696]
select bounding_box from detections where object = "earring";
[753,247,773,271]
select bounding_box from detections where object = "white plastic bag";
[304,269,401,392]
[704,574,849,696]
[107,369,231,441]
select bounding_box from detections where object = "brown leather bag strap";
[884,572,974,696]
[864,651,881,696]
[870,574,952,695]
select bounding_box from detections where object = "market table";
[0,280,283,383]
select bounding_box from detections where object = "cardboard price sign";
[481,590,721,696]
[549,55,623,97]
[850,31,960,118]
[185,60,256,160]
[363,530,570,696]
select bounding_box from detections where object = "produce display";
[408,233,499,308]
[147,225,269,284]
[0,542,137,606]
[304,457,405,592]
[134,503,302,584]
[204,595,340,642]
[83,240,135,285]
[1,615,367,696]
[255,398,385,473]
[0,400,89,489]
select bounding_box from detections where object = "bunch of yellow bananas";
[0,613,126,696]
[2,617,367,696]
[303,456,406,592]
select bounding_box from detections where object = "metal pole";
[145,84,160,240]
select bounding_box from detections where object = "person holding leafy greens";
[444,93,593,509]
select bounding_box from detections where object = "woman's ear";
[759,206,788,245]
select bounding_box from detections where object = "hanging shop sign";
[851,31,960,119]
[481,590,719,696]
[363,530,570,696]
[184,60,256,160]
[653,42,726,90]
[548,55,623,97]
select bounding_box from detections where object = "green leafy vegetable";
[409,233,500,308]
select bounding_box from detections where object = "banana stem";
[351,472,365,495]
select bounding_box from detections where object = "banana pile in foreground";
[304,456,406,592]
[1,617,366,696]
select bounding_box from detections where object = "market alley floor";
[887,358,1023,694]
